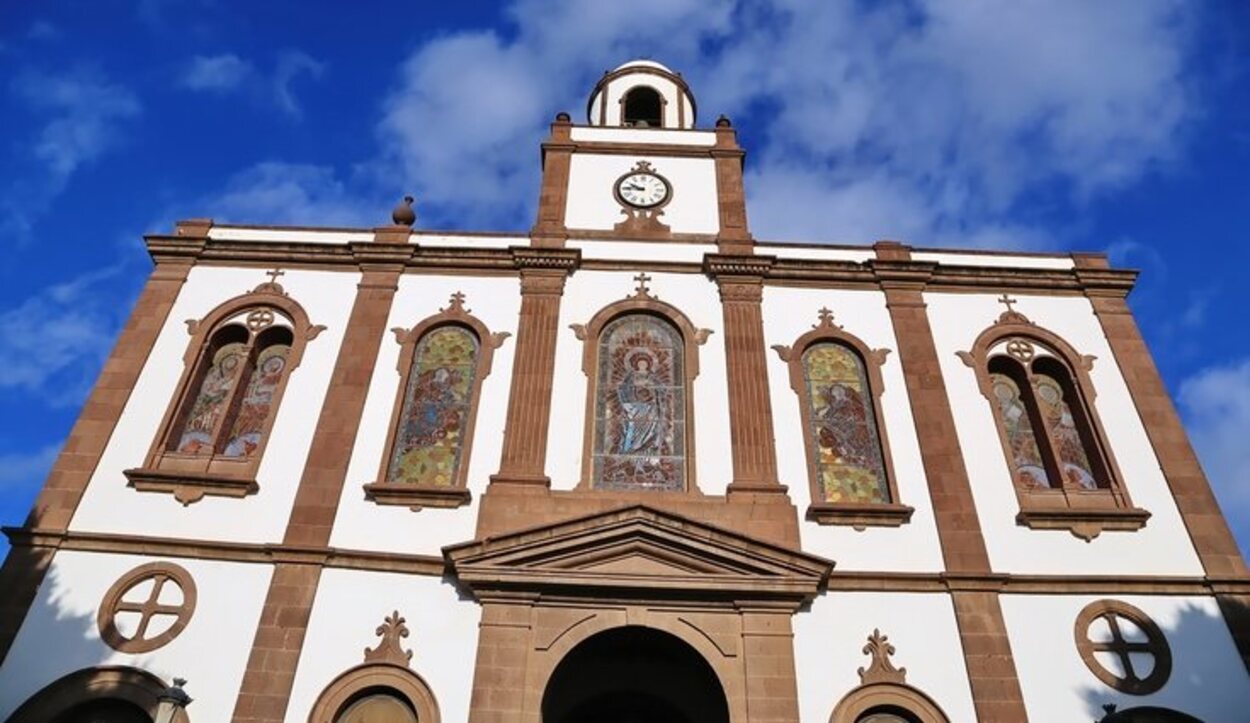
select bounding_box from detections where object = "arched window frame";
[363,292,510,511]
[125,275,323,505]
[958,305,1149,540]
[773,308,911,528]
[619,84,668,128]
[310,610,441,723]
[830,629,950,723]
[570,276,712,493]
[8,665,191,723]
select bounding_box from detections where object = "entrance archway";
[541,626,730,723]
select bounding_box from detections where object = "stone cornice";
[142,233,1137,296]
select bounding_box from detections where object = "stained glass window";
[592,313,685,491]
[173,329,247,454]
[1034,371,1097,489]
[222,329,293,458]
[989,370,1050,489]
[387,326,479,486]
[335,693,418,723]
[801,343,889,504]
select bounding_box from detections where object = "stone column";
[232,235,410,722]
[740,607,802,723]
[467,595,536,723]
[874,242,1027,722]
[712,117,752,255]
[706,256,784,495]
[489,251,578,490]
[532,114,573,249]
[0,219,201,665]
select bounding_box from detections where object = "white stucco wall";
[926,292,1204,575]
[794,592,976,723]
[911,250,1074,269]
[762,287,945,572]
[757,244,876,264]
[70,266,357,543]
[1001,594,1248,721]
[0,551,271,721]
[546,270,731,492]
[564,154,719,234]
[570,127,715,146]
[567,238,715,264]
[284,569,480,723]
[329,273,520,555]
[595,75,690,129]
[206,227,375,244]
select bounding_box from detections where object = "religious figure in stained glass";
[387,326,479,486]
[223,338,292,458]
[174,335,246,454]
[593,314,685,491]
[1034,372,1097,489]
[990,371,1050,488]
[801,343,888,503]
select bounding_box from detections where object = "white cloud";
[375,0,1196,244]
[0,444,60,489]
[0,265,130,406]
[177,50,324,119]
[189,161,379,227]
[1179,359,1250,546]
[12,69,141,186]
[181,53,254,92]
[273,50,325,118]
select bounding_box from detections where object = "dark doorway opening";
[53,699,150,723]
[542,626,730,723]
[623,87,663,128]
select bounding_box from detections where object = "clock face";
[616,172,670,208]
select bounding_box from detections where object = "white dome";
[612,59,675,73]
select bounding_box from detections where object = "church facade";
[0,60,1247,722]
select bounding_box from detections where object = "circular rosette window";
[1074,600,1171,695]
[97,562,197,653]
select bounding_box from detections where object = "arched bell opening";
[622,87,664,128]
[541,626,730,723]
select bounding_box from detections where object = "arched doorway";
[541,626,729,723]
[622,87,663,128]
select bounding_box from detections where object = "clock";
[614,165,671,209]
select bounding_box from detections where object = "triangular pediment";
[444,505,833,603]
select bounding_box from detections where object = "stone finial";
[857,629,907,685]
[555,111,571,122]
[392,195,416,227]
[363,610,413,667]
[716,114,732,128]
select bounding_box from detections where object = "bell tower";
[531,59,751,253]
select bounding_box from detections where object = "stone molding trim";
[6,665,192,723]
[958,303,1147,540]
[445,504,832,605]
[140,229,1142,297]
[829,629,951,723]
[363,292,510,511]
[97,561,197,654]
[1074,599,1172,696]
[10,525,1250,596]
[308,609,440,723]
[126,273,324,505]
[0,255,194,667]
[773,307,912,528]
[568,274,713,493]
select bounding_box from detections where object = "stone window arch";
[621,85,665,128]
[570,274,711,493]
[958,300,1148,540]
[831,630,950,723]
[363,292,509,510]
[309,612,441,723]
[125,272,323,505]
[773,308,911,528]
[7,666,190,723]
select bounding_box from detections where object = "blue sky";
[1,1,1248,559]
